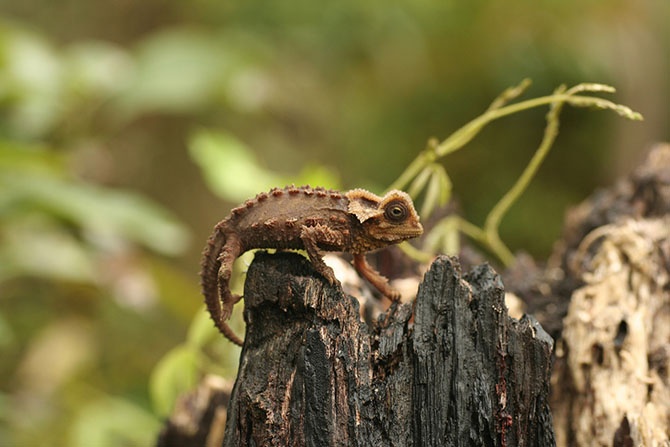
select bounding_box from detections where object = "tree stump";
[158,144,670,446]
[216,251,555,446]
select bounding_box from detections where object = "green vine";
[390,79,643,266]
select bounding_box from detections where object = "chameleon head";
[346,189,423,247]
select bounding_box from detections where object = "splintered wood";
[551,144,670,447]
[556,219,670,446]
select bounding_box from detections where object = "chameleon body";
[200,185,423,346]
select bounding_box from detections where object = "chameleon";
[199,185,423,346]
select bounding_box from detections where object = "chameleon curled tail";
[200,223,244,346]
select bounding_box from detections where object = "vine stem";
[483,86,567,266]
[388,92,641,192]
[388,81,642,266]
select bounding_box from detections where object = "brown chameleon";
[200,185,423,346]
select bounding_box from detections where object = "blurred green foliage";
[189,129,340,202]
[0,1,667,445]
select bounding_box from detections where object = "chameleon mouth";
[394,223,423,239]
[408,222,424,236]
[404,230,423,238]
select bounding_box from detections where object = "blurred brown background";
[0,1,667,445]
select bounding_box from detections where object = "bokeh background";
[1,1,668,445]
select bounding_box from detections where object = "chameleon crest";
[347,189,422,242]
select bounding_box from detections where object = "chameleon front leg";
[352,253,401,301]
[300,224,341,285]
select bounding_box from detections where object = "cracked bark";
[215,251,555,446]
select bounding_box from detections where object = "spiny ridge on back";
[228,185,344,220]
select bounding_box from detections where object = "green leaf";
[149,344,200,416]
[114,28,229,118]
[0,311,15,349]
[0,172,190,256]
[69,395,161,447]
[186,306,220,349]
[435,163,452,205]
[0,26,64,137]
[190,129,341,203]
[294,164,341,191]
[407,166,432,199]
[189,129,283,202]
[64,41,134,97]
[0,218,96,283]
[0,140,65,176]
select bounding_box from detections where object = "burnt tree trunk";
[219,252,555,446]
[158,144,670,447]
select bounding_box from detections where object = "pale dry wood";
[549,144,670,447]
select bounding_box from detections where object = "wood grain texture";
[220,251,555,446]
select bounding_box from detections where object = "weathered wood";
[219,251,555,446]
[547,144,670,447]
[511,143,670,343]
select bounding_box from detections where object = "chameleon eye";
[384,200,408,222]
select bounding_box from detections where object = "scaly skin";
[200,185,423,346]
